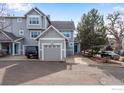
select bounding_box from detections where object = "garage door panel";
[44,44,61,61]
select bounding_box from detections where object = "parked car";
[25,46,38,59]
[101,51,120,60]
[120,49,124,56]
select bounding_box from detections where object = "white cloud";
[6,3,33,13]
[113,5,124,11]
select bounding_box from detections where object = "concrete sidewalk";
[66,55,124,67]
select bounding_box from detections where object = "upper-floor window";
[29,16,40,25]
[63,32,71,38]
[30,31,41,39]
[17,18,22,22]
[19,30,24,36]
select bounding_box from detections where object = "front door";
[14,43,20,55]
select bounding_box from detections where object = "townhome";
[0,7,80,61]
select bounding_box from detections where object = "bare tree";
[0,3,11,31]
[107,11,124,51]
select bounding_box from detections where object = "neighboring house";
[0,7,77,61]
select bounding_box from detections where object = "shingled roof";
[51,21,75,30]
[0,31,24,42]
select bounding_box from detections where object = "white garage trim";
[38,41,41,59]
[41,43,62,61]
[39,38,65,40]
[36,25,67,40]
[64,40,66,58]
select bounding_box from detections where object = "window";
[29,16,40,25]
[19,30,24,36]
[63,32,71,38]
[44,45,60,48]
[17,18,22,22]
[30,31,41,38]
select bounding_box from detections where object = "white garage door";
[43,44,62,61]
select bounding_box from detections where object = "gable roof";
[25,7,45,16]
[0,32,12,42]
[51,21,75,30]
[0,31,24,42]
[25,7,50,23]
[36,25,67,40]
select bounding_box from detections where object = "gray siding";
[38,26,66,61]
[2,17,41,55]
[60,30,74,41]
[0,8,74,56]
[3,17,26,37]
[60,30,74,56]
[26,9,49,29]
[42,28,64,38]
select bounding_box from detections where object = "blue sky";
[6,3,124,26]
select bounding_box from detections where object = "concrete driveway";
[0,56,124,85]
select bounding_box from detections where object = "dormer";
[25,7,50,29]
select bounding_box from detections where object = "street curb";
[0,60,41,62]
[0,60,67,63]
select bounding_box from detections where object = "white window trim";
[30,31,41,39]
[17,18,22,22]
[63,32,71,38]
[19,30,24,36]
[28,15,40,25]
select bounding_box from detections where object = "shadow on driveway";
[1,61,71,85]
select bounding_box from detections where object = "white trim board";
[14,37,24,42]
[27,15,41,25]
[25,8,45,16]
[30,31,41,39]
[39,38,65,40]
[1,31,13,41]
[36,25,67,40]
